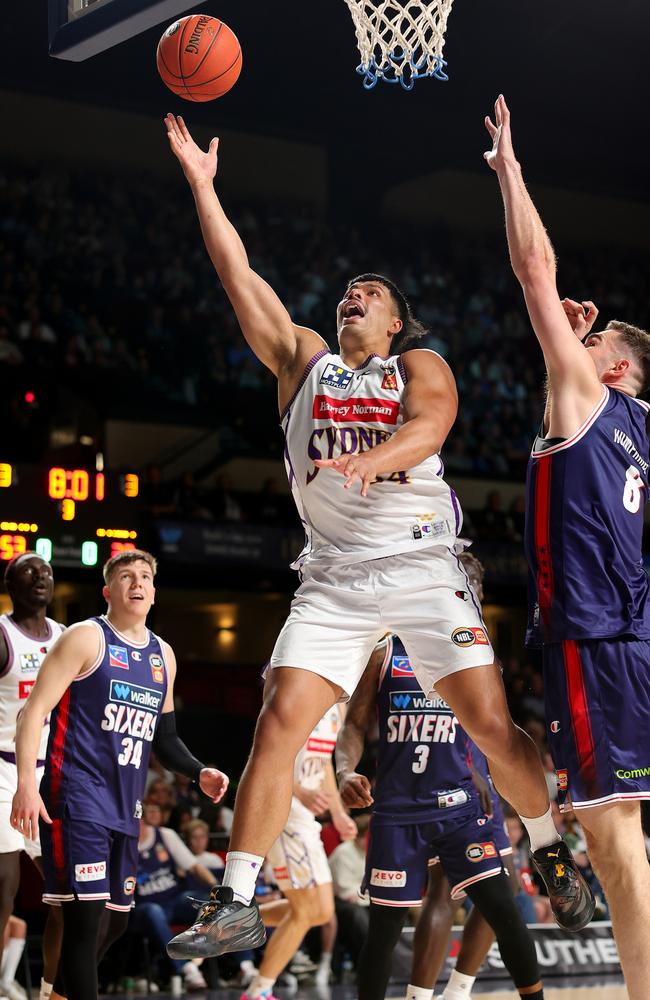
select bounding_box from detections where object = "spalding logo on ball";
[157,14,242,102]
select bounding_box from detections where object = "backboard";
[48,0,198,61]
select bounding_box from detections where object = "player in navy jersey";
[10,551,229,1000]
[336,632,544,1000]
[486,94,650,1000]
[163,113,590,959]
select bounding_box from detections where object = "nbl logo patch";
[319,362,354,390]
[465,842,497,863]
[391,655,413,677]
[109,645,129,669]
[150,654,165,684]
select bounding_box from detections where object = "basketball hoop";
[342,0,456,90]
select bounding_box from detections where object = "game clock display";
[0,463,140,568]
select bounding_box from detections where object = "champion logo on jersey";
[319,362,354,390]
[150,654,165,684]
[550,720,561,733]
[19,652,41,672]
[131,650,142,661]
[108,645,129,669]
[391,655,413,677]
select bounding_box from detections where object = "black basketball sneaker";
[166,885,266,959]
[531,840,595,931]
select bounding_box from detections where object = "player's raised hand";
[10,784,52,843]
[484,95,516,172]
[338,772,374,809]
[198,767,229,804]
[164,114,219,188]
[561,298,599,341]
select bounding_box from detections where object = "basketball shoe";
[531,840,595,931]
[167,885,266,959]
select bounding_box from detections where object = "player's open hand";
[332,810,358,842]
[198,767,229,804]
[297,787,332,816]
[10,785,52,843]
[561,298,599,341]
[164,114,219,188]
[484,95,516,172]
[314,452,379,498]
[338,772,374,809]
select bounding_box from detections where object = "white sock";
[0,936,25,984]
[318,950,332,969]
[240,959,257,974]
[247,973,276,998]
[405,986,433,1000]
[40,979,54,1000]
[442,968,476,998]
[222,850,264,904]
[520,805,561,853]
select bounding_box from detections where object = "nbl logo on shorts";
[319,363,354,390]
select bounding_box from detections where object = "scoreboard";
[0,462,140,568]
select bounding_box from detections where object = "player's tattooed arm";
[336,644,385,808]
[484,96,602,399]
[164,114,325,378]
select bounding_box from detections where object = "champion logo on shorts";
[465,842,497,863]
[550,720,561,733]
[370,868,407,887]
[451,627,488,647]
[75,861,106,882]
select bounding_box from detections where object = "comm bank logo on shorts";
[391,655,413,677]
[319,363,354,390]
[75,861,106,882]
[451,627,489,647]
[123,876,136,895]
[615,763,650,780]
[109,680,163,711]
[370,868,407,887]
[465,842,497,863]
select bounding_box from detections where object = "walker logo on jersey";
[550,720,561,734]
[108,645,129,670]
[149,654,165,684]
[319,363,354,390]
[389,691,450,713]
[18,680,35,699]
[391,656,413,677]
[465,842,497,863]
[370,868,407,887]
[75,861,106,882]
[109,680,163,711]
[123,876,136,895]
[451,627,488,647]
[312,395,399,425]
[556,769,569,791]
[131,650,142,661]
[19,652,41,672]
[381,366,398,391]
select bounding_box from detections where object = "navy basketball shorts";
[41,814,138,911]
[363,807,504,906]
[543,637,650,812]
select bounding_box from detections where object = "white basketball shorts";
[0,756,43,859]
[269,545,494,698]
[266,813,332,892]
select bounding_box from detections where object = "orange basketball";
[157,14,242,102]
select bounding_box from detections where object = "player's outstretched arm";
[336,645,385,807]
[12,624,100,841]
[484,96,600,395]
[164,114,325,376]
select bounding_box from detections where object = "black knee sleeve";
[357,902,407,1000]
[466,873,540,990]
[97,907,130,962]
[58,900,107,1000]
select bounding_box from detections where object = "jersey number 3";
[412,745,430,774]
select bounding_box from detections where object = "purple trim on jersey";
[397,355,408,385]
[0,750,46,767]
[450,489,461,534]
[0,623,13,679]
[451,550,485,627]
[279,349,329,422]
[352,353,391,371]
[8,615,54,643]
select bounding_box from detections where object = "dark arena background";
[1,0,649,996]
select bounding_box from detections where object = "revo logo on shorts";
[75,861,106,882]
[109,680,163,711]
[370,868,407,887]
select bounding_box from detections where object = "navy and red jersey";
[41,615,168,837]
[373,635,475,824]
[136,828,183,906]
[526,387,650,645]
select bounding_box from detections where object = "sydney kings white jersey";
[282,350,462,568]
[0,614,65,759]
[290,704,342,825]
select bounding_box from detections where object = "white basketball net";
[343,0,456,89]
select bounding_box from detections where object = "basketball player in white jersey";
[242,704,355,1000]
[163,113,594,959]
[0,553,65,1000]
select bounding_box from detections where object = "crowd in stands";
[1,162,648,476]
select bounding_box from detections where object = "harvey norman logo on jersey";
[109,680,163,712]
[312,395,399,425]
